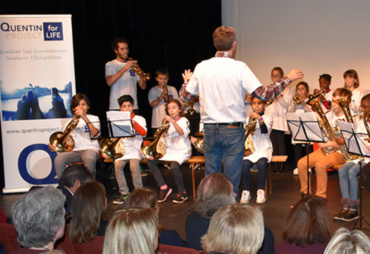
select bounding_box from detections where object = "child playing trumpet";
[240,97,273,204]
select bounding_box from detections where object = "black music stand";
[100,111,135,160]
[337,121,370,231]
[286,112,326,195]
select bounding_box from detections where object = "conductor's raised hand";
[286,69,304,81]
[182,69,193,82]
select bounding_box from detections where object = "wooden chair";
[266,155,288,199]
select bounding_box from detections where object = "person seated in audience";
[67,181,108,243]
[201,203,264,254]
[11,187,66,253]
[57,163,94,217]
[103,208,158,254]
[287,81,313,175]
[276,195,331,254]
[185,173,274,253]
[343,69,364,114]
[124,187,184,247]
[324,227,370,254]
[332,94,370,222]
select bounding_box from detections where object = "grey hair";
[11,187,66,248]
[324,227,370,254]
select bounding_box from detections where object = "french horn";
[141,121,170,160]
[49,115,80,152]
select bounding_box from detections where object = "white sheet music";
[286,112,325,142]
[337,121,370,157]
[106,111,134,137]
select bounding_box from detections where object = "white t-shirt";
[159,117,191,165]
[116,115,147,160]
[105,59,141,110]
[350,88,363,114]
[243,114,273,163]
[148,85,179,128]
[264,88,292,131]
[185,57,261,123]
[69,114,100,151]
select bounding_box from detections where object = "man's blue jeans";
[203,124,244,194]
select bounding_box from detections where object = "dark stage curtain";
[0,0,221,189]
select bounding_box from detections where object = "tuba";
[244,117,258,156]
[126,55,151,81]
[99,138,125,160]
[49,115,80,152]
[332,96,361,161]
[141,121,170,160]
[307,93,338,155]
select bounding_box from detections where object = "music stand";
[286,112,326,195]
[337,121,370,231]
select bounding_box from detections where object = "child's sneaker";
[158,188,172,203]
[172,193,188,204]
[112,193,130,205]
[240,190,251,204]
[256,189,266,204]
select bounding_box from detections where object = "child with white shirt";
[240,97,273,204]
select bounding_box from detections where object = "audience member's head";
[11,187,66,250]
[58,164,94,194]
[68,181,107,243]
[124,187,159,217]
[324,227,370,254]
[195,173,235,218]
[282,195,331,247]
[201,203,264,254]
[103,208,158,254]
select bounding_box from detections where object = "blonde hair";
[201,203,264,254]
[324,227,370,254]
[103,208,158,254]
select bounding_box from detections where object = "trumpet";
[125,55,151,81]
[293,93,302,105]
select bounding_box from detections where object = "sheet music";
[286,112,325,142]
[106,111,134,137]
[337,121,370,157]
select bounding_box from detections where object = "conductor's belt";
[204,122,244,127]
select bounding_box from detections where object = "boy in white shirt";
[148,68,179,135]
[110,95,147,204]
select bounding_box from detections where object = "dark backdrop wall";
[0,0,221,190]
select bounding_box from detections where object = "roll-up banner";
[0,15,76,192]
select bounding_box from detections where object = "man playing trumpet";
[105,37,146,111]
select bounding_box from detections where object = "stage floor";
[1,163,370,248]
